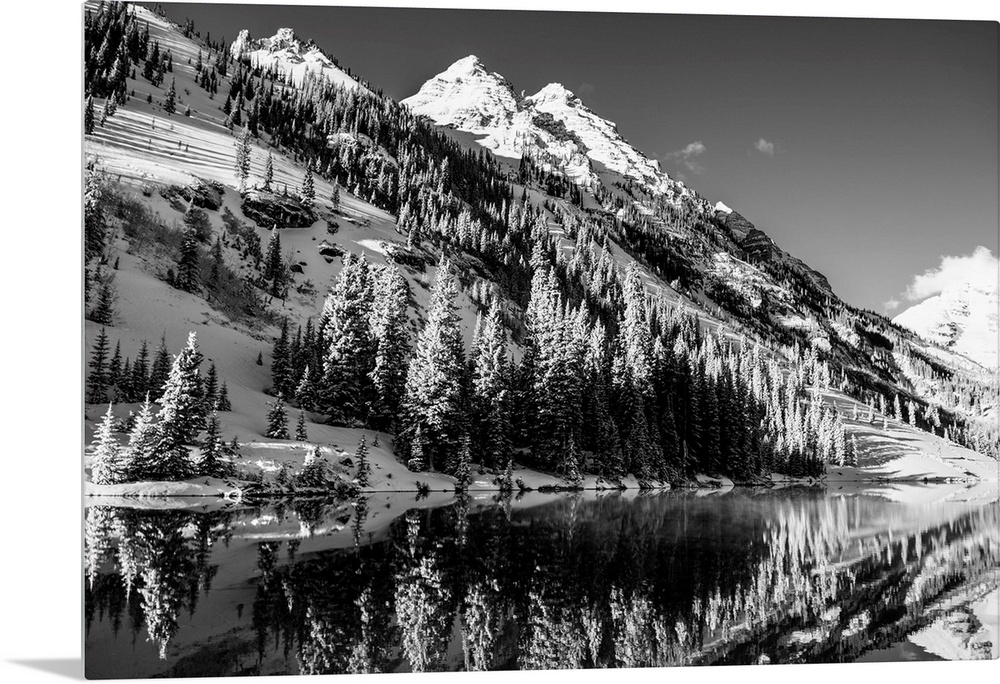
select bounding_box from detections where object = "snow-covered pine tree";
[295,364,317,412]
[368,265,410,432]
[84,168,107,262]
[300,163,315,208]
[91,404,124,485]
[87,327,111,404]
[398,258,467,474]
[125,394,159,482]
[454,435,472,491]
[562,434,582,487]
[265,395,289,440]
[235,127,251,194]
[356,435,371,487]
[297,444,326,488]
[469,300,511,470]
[263,151,274,191]
[153,331,204,479]
[295,410,308,441]
[322,252,374,424]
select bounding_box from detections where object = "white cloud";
[904,246,998,302]
[754,138,775,156]
[665,141,706,174]
[883,298,901,312]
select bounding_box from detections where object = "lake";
[84,484,999,678]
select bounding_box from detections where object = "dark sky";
[159,2,998,313]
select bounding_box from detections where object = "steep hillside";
[83,1,998,495]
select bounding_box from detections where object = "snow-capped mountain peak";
[443,54,488,76]
[230,28,366,92]
[401,55,517,134]
[403,58,697,202]
[894,266,999,369]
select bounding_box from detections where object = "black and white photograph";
[66,0,1000,678]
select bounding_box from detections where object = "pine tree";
[330,181,340,210]
[149,334,171,401]
[90,280,116,326]
[356,435,371,487]
[368,265,410,431]
[235,127,251,193]
[263,228,285,298]
[153,331,203,479]
[216,380,232,411]
[297,444,326,488]
[454,436,471,491]
[322,253,374,424]
[295,410,308,441]
[163,77,176,114]
[398,258,466,474]
[408,425,426,472]
[263,151,274,191]
[270,318,292,397]
[562,434,582,487]
[117,357,134,403]
[300,163,315,208]
[125,394,159,481]
[209,236,223,287]
[265,395,289,440]
[199,409,230,477]
[85,94,96,134]
[91,404,124,485]
[107,341,123,393]
[469,300,511,470]
[176,223,201,293]
[87,328,111,404]
[200,362,218,413]
[84,169,107,262]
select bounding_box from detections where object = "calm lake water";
[84,486,999,678]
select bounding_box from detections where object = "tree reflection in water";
[84,490,999,678]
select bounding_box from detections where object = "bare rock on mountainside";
[241,191,318,229]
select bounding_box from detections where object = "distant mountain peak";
[404,59,694,201]
[894,266,999,369]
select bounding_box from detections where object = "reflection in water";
[84,490,1000,678]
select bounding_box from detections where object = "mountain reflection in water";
[84,487,999,678]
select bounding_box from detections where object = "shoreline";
[84,472,999,502]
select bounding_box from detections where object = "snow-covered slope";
[402,56,695,200]
[230,28,367,92]
[894,273,999,369]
